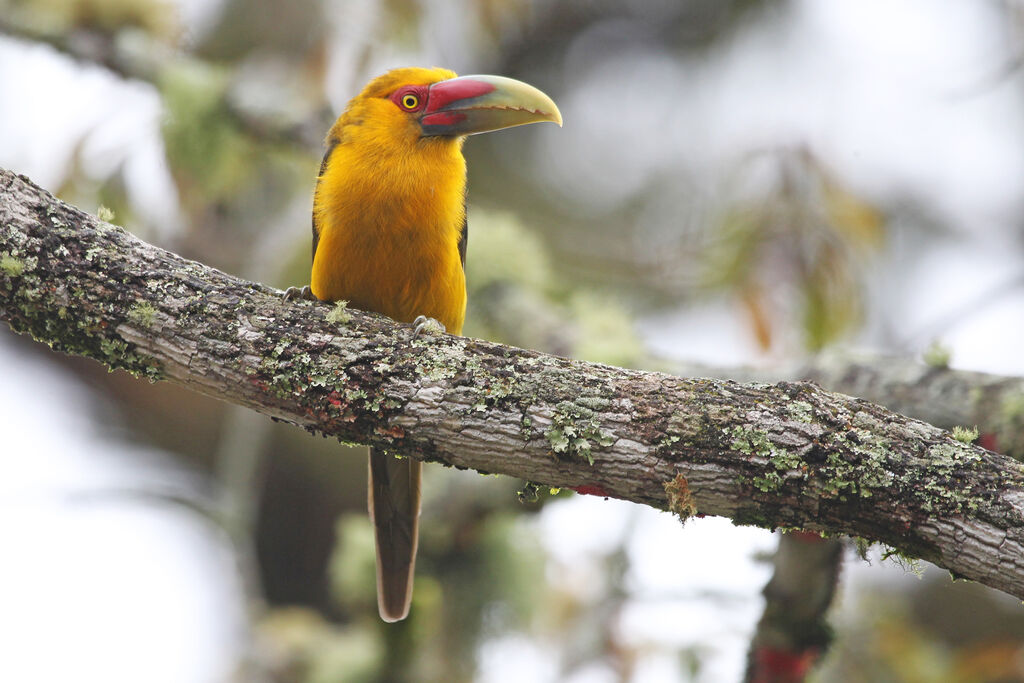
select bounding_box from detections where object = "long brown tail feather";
[368,447,422,622]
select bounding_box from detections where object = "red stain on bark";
[788,530,824,544]
[573,485,611,497]
[375,424,406,439]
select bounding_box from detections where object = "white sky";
[0,333,246,683]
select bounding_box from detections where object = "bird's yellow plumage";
[312,68,467,333]
[304,66,560,621]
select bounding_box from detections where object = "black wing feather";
[311,137,339,264]
[458,198,468,270]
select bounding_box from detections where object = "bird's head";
[341,67,562,147]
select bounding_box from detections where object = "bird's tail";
[368,447,422,622]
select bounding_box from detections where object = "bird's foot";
[283,285,317,302]
[412,315,446,339]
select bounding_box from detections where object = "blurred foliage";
[196,0,324,60]
[161,61,254,203]
[256,607,382,683]
[816,576,1024,683]
[323,478,549,682]
[465,209,553,294]
[567,290,647,367]
[465,207,648,366]
[707,147,885,351]
[9,0,179,39]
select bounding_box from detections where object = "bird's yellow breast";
[310,132,467,335]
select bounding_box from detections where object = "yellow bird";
[300,67,560,621]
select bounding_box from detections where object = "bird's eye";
[401,94,419,110]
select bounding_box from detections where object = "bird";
[292,67,561,622]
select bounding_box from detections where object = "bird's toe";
[283,285,317,302]
[412,315,446,339]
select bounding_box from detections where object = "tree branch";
[670,356,1024,460]
[3,167,1024,600]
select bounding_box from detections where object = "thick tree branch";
[3,167,1024,601]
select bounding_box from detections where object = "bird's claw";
[283,285,317,302]
[412,315,446,339]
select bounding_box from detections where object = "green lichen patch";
[1,251,25,277]
[410,337,467,381]
[818,422,895,500]
[663,406,709,446]
[99,337,129,361]
[731,505,786,530]
[326,300,351,325]
[910,439,985,514]
[127,301,157,328]
[730,425,806,493]
[97,205,116,223]
[658,434,681,451]
[952,425,979,444]
[879,545,924,575]
[575,395,611,412]
[853,538,924,575]
[519,413,533,442]
[664,473,698,522]
[544,399,615,464]
[4,254,164,383]
[927,440,982,471]
[788,400,815,423]
[516,481,541,503]
[751,471,784,493]
[94,334,163,382]
[472,373,519,412]
[918,478,976,514]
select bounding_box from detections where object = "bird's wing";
[458,198,468,270]
[311,137,339,264]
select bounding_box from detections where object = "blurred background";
[3,0,1024,681]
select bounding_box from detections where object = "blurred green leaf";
[328,513,377,614]
[160,60,256,204]
[801,245,860,351]
[465,208,553,295]
[710,149,883,352]
[569,291,646,367]
[19,0,179,38]
[822,177,885,250]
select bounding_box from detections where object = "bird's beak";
[419,75,562,137]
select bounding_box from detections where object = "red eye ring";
[391,86,427,112]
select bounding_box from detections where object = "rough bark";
[673,357,1024,460]
[3,167,1024,601]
